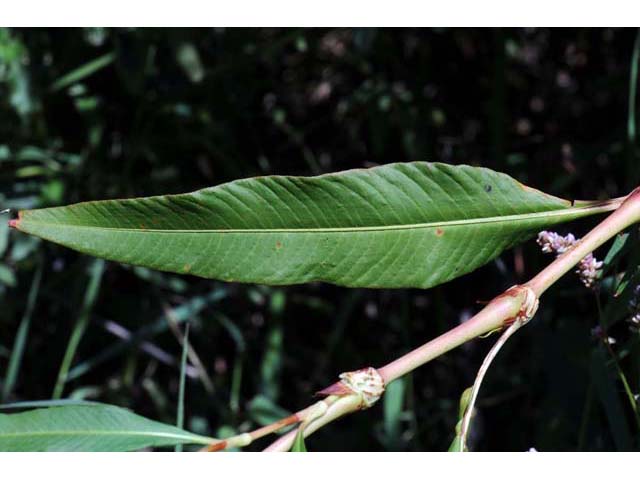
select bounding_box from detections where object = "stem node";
[317,367,385,409]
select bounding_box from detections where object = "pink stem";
[262,188,640,451]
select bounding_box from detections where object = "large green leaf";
[10,162,618,288]
[0,404,214,451]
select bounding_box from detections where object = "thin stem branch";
[202,396,338,451]
[225,187,640,452]
[164,303,215,394]
[459,317,526,451]
[52,259,105,399]
[603,339,640,429]
[264,395,362,452]
[2,261,43,402]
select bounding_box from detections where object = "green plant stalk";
[175,323,190,453]
[629,28,640,145]
[165,305,215,394]
[49,52,115,92]
[602,336,640,429]
[65,289,226,382]
[2,263,43,402]
[52,259,105,399]
[260,186,640,452]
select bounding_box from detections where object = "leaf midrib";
[0,429,213,443]
[20,200,621,234]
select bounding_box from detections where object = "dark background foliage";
[1,27,639,451]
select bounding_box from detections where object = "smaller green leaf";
[603,233,630,271]
[448,387,472,452]
[448,436,464,453]
[0,403,215,452]
[52,259,105,399]
[290,429,307,452]
[457,387,473,419]
[590,349,633,451]
[383,378,405,441]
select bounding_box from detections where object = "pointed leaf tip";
[316,381,353,398]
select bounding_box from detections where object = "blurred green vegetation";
[1,27,639,451]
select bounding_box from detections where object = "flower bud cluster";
[537,231,603,289]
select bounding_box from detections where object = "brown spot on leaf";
[183,264,192,273]
[275,241,283,249]
[435,228,444,237]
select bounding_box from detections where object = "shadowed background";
[1,27,639,451]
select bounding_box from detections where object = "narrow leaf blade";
[11,162,619,289]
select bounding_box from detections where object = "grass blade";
[382,378,405,450]
[2,263,43,401]
[0,399,99,410]
[50,52,115,92]
[65,289,226,382]
[52,259,105,399]
[591,348,633,450]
